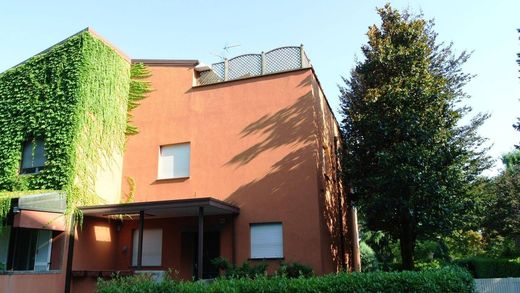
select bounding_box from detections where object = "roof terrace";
[196,45,311,86]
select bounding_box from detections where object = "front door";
[182,231,220,279]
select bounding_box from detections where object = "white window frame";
[157,143,190,179]
[250,222,284,259]
[132,229,163,267]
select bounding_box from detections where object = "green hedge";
[97,266,475,293]
[455,257,520,278]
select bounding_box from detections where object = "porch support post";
[137,210,144,269]
[64,215,76,293]
[197,206,204,280]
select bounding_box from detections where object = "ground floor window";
[132,229,163,266]
[250,222,283,259]
[0,227,53,271]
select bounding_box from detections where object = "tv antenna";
[211,42,241,61]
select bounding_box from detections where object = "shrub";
[360,241,379,271]
[275,261,314,278]
[415,259,443,271]
[96,266,475,293]
[455,256,520,278]
[211,257,267,279]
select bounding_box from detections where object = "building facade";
[0,29,359,293]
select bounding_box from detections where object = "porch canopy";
[79,197,239,280]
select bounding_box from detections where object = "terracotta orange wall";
[310,73,352,273]
[121,66,339,274]
[109,215,233,280]
[0,273,66,293]
[13,210,66,231]
[72,217,118,270]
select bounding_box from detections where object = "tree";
[484,151,520,250]
[340,5,490,270]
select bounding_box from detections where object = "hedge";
[96,266,475,293]
[455,257,520,278]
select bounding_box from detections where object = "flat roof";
[80,197,239,219]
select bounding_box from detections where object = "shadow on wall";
[223,74,349,272]
[225,76,314,167]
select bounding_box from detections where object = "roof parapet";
[196,45,311,86]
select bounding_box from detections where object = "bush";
[96,266,475,293]
[455,256,520,278]
[275,261,314,278]
[415,259,443,271]
[211,257,267,279]
[360,241,379,271]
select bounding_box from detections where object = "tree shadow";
[223,73,351,272]
[225,76,314,168]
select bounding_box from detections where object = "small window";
[20,138,45,174]
[158,143,190,179]
[250,223,283,259]
[132,229,162,266]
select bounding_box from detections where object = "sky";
[0,0,518,175]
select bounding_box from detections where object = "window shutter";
[132,229,163,266]
[250,223,283,259]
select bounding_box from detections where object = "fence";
[475,278,520,293]
[197,45,311,85]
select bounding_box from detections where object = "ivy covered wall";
[0,30,132,211]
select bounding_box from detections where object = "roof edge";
[86,27,131,62]
[132,59,199,66]
[2,27,131,74]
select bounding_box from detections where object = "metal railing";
[197,45,311,86]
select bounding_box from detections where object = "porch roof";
[79,197,239,218]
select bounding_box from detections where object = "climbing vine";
[0,30,147,223]
[126,63,151,135]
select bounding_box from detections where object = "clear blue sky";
[1,0,518,175]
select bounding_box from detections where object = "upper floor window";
[20,138,45,175]
[157,143,190,179]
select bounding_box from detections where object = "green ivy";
[0,30,147,222]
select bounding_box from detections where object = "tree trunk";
[399,210,416,271]
[515,235,520,251]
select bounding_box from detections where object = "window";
[132,229,162,266]
[0,228,53,271]
[20,138,45,174]
[0,226,10,270]
[158,143,190,179]
[250,223,283,259]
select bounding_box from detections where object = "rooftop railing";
[197,45,311,86]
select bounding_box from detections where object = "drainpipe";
[197,206,204,280]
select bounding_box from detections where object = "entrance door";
[182,231,220,279]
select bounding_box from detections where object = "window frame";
[19,137,46,175]
[249,222,284,260]
[157,142,191,180]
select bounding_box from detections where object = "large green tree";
[340,5,490,270]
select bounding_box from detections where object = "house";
[0,28,360,293]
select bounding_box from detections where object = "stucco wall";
[121,65,345,274]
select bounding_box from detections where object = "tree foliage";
[340,5,490,269]
[484,151,520,241]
